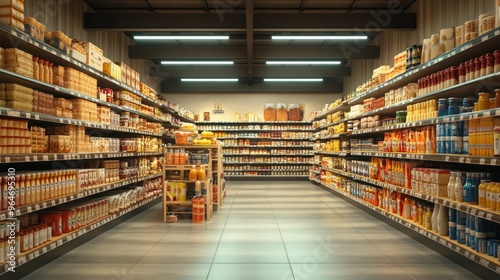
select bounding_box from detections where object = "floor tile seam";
[207,186,240,280]
[269,194,296,280]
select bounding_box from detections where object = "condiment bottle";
[477,92,490,111]
[494,50,500,73]
[25,173,32,205]
[478,180,488,207]
[486,53,494,75]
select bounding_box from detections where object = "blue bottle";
[449,208,457,240]
[462,173,472,203]
[456,211,467,244]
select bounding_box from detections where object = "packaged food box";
[0,0,24,11]
[6,100,32,111]
[82,42,103,71]
[0,6,22,19]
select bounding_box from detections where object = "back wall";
[162,93,340,122]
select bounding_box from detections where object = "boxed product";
[0,0,24,12]
[82,42,103,71]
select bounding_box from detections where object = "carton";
[82,42,103,71]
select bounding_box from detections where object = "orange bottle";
[197,166,206,180]
[189,165,198,181]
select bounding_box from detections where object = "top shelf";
[311,101,348,121]
[0,23,193,123]
[196,121,311,125]
[348,27,500,106]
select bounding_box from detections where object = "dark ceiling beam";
[84,13,416,31]
[201,0,209,12]
[299,0,308,11]
[246,0,254,85]
[129,45,380,59]
[153,65,352,77]
[161,79,343,93]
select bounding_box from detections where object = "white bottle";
[447,172,456,201]
[431,203,439,233]
[437,205,449,236]
[454,172,464,202]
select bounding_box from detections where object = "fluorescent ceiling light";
[266,61,341,65]
[162,61,234,65]
[272,35,368,40]
[181,78,238,82]
[264,78,323,82]
[134,35,229,40]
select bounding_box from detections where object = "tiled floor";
[21,181,484,280]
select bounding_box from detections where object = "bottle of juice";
[454,172,464,202]
[486,181,494,209]
[489,183,498,211]
[496,182,500,212]
[478,180,488,207]
[197,166,206,180]
[189,165,198,181]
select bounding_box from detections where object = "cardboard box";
[82,42,103,71]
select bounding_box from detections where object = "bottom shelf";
[0,194,162,276]
[312,179,500,275]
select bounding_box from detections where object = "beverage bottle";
[454,172,464,202]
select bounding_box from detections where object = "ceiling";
[83,0,417,93]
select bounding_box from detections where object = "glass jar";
[495,89,500,108]
[438,98,448,117]
[494,50,500,73]
[474,57,481,79]
[486,53,494,75]
[459,63,466,84]
[477,92,490,111]
[448,97,461,115]
[462,97,475,109]
[480,55,487,77]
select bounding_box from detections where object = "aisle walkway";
[22,181,482,280]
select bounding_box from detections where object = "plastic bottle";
[454,172,464,202]
[462,173,472,203]
[494,118,500,156]
[456,211,466,244]
[424,206,433,230]
[465,214,471,247]
[194,180,201,197]
[437,205,449,236]
[478,180,488,207]
[486,181,494,209]
[469,215,476,250]
[25,173,32,205]
[189,165,198,181]
[496,182,500,212]
[431,203,439,233]
[197,166,206,180]
[490,183,498,211]
[447,171,457,200]
[449,208,457,240]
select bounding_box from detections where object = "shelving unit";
[197,121,313,178]
[0,20,192,276]
[310,25,500,275]
[211,143,225,208]
[314,178,500,274]
[163,146,216,221]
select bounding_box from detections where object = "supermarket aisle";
[21,181,483,280]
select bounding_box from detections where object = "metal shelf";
[0,194,161,275]
[0,107,163,137]
[349,151,500,166]
[0,151,162,164]
[0,23,190,121]
[313,179,500,274]
[0,173,162,221]
[311,101,348,121]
